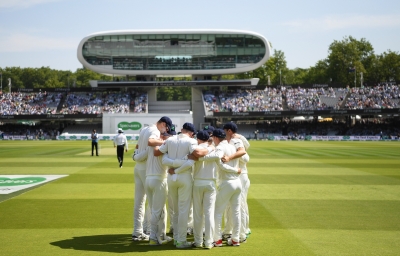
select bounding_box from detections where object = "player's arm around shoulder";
[154,138,169,156]
[232,133,250,150]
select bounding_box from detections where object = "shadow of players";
[50,234,179,253]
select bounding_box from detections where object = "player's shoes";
[204,243,213,249]
[191,242,203,248]
[176,241,192,248]
[240,237,247,243]
[132,233,149,241]
[213,239,223,247]
[227,238,240,246]
[161,235,173,243]
[149,238,167,246]
[222,233,231,241]
[246,229,251,237]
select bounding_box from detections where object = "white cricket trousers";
[214,179,242,242]
[145,176,168,241]
[167,173,193,243]
[133,166,150,236]
[224,173,250,240]
[168,193,193,231]
[240,174,251,234]
[193,179,216,247]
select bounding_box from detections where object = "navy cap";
[196,130,210,141]
[203,125,215,134]
[158,116,172,132]
[212,128,226,138]
[223,122,238,133]
[183,122,196,133]
[168,124,176,135]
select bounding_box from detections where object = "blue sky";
[0,0,399,71]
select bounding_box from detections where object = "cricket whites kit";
[192,134,218,248]
[158,127,197,248]
[145,130,169,245]
[132,125,159,240]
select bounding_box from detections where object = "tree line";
[237,36,400,87]
[0,36,399,92]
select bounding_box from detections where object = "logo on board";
[118,122,142,131]
[0,175,68,194]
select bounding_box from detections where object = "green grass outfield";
[0,140,400,256]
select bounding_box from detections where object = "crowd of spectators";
[1,84,399,116]
[0,91,62,115]
[0,89,147,116]
[202,84,399,113]
[216,88,283,112]
[131,91,147,113]
[283,86,340,111]
[344,84,399,109]
[203,93,219,113]
[58,90,145,114]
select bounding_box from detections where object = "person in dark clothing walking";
[91,129,99,156]
[114,128,128,167]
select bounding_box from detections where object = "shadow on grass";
[50,234,179,253]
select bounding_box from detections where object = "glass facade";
[80,33,267,72]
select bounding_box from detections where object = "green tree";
[74,68,111,87]
[327,36,374,86]
[302,60,329,84]
[379,50,400,83]
[1,67,24,91]
[236,49,288,86]
[157,86,191,101]
[290,68,309,85]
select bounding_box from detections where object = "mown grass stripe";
[253,199,400,231]
[249,162,400,168]
[249,184,400,200]
[248,174,400,185]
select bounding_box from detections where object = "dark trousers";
[92,141,98,156]
[117,145,125,166]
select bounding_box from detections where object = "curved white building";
[77,29,271,76]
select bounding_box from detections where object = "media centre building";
[77,29,271,81]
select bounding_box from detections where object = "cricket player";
[154,122,197,249]
[131,124,159,241]
[145,116,174,246]
[221,122,251,241]
[133,121,175,239]
[187,130,218,249]
[201,128,242,247]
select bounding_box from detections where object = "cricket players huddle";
[131,116,251,249]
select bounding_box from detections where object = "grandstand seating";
[217,88,283,112]
[344,85,399,109]
[0,84,398,117]
[0,89,148,116]
[202,84,399,113]
[0,91,62,115]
